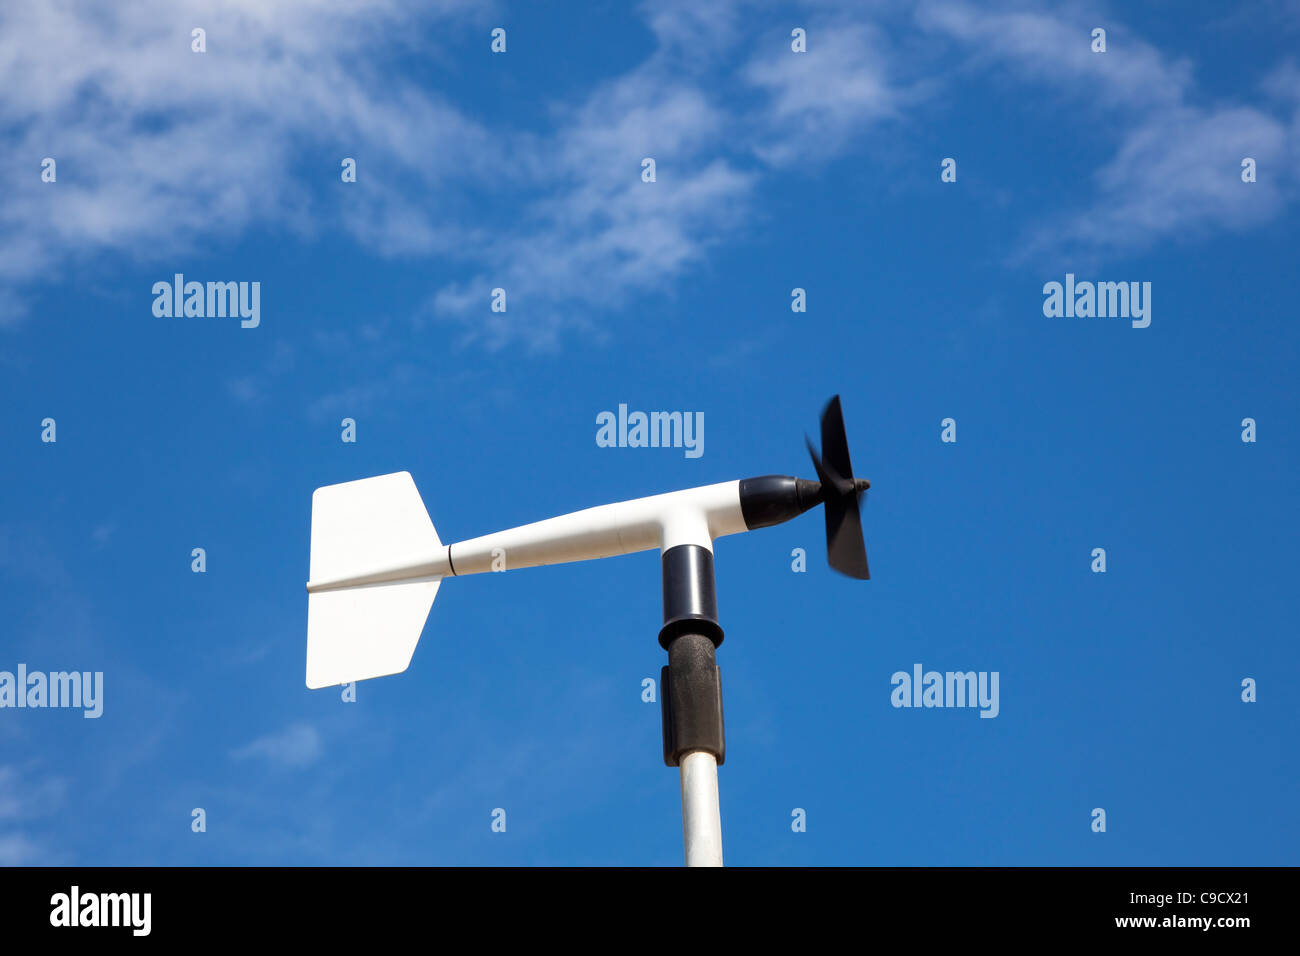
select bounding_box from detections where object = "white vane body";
[305,471,747,689]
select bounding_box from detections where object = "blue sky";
[1,0,1297,865]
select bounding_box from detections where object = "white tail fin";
[305,472,442,689]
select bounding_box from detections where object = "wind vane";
[304,395,871,865]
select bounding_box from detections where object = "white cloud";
[1058,105,1294,248]
[231,722,322,768]
[743,22,907,166]
[0,765,65,865]
[3,768,67,818]
[91,523,117,548]
[226,377,261,405]
[2,0,1296,343]
[915,1,1192,110]
[0,833,42,865]
[914,0,1299,254]
[426,67,758,350]
[1261,58,1300,104]
[0,0,496,321]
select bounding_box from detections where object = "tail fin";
[305,472,441,689]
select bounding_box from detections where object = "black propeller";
[806,395,870,580]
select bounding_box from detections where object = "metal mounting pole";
[679,750,723,866]
[659,545,726,867]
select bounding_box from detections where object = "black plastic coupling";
[658,544,723,648]
[658,544,725,766]
[660,632,725,767]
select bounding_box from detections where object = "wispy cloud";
[231,722,323,768]
[915,0,1300,255]
[743,21,909,166]
[0,764,68,821]
[1050,104,1295,251]
[427,70,757,350]
[0,0,496,322]
[0,764,66,865]
[0,833,42,866]
[3,0,1296,343]
[915,1,1193,110]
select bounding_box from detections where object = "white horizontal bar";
[448,480,746,575]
